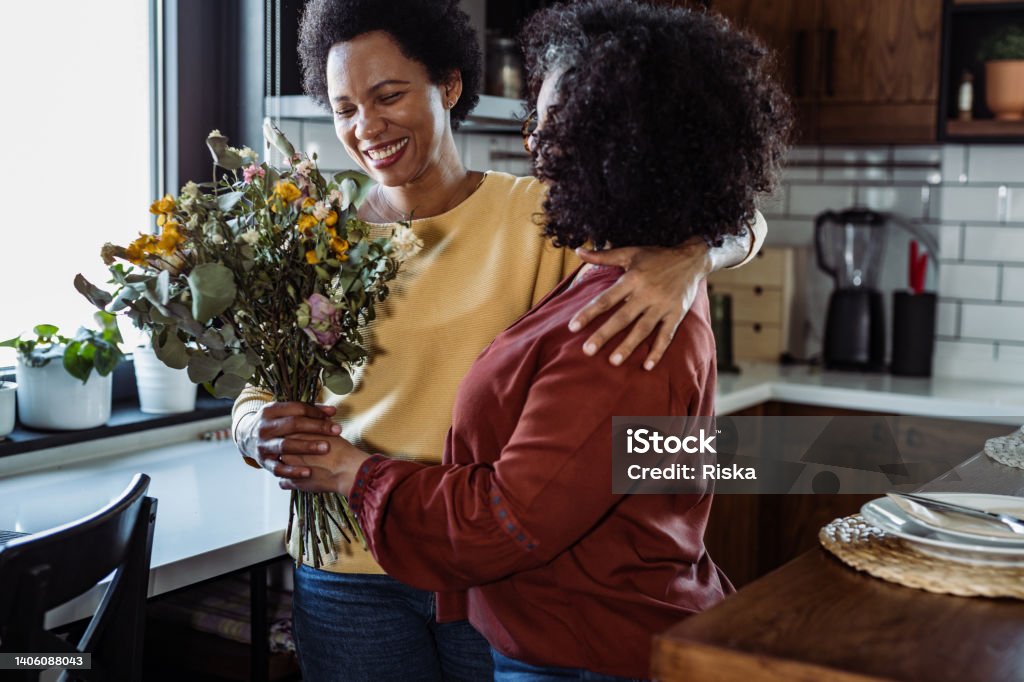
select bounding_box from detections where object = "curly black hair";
[297,0,482,130]
[522,0,792,249]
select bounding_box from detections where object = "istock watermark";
[612,415,1021,494]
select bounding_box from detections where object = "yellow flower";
[125,233,159,265]
[149,194,176,227]
[325,225,337,238]
[324,210,338,227]
[301,197,316,209]
[305,250,320,264]
[296,214,318,234]
[155,221,185,256]
[330,237,350,261]
[273,181,301,205]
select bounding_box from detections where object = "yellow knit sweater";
[232,171,765,573]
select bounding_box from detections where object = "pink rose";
[243,164,265,183]
[302,293,343,348]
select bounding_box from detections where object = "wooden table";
[652,452,1024,682]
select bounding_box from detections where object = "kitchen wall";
[761,144,1024,384]
[282,115,1024,383]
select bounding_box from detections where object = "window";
[0,1,153,366]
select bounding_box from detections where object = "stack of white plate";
[860,493,1024,567]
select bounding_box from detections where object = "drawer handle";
[753,323,762,333]
[754,286,763,295]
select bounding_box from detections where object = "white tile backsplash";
[788,184,856,217]
[941,145,968,184]
[939,186,1002,223]
[756,185,788,216]
[964,146,1024,184]
[932,339,1024,382]
[936,263,999,300]
[938,224,962,260]
[762,143,1024,383]
[1002,267,1024,303]
[961,303,1024,342]
[962,226,1024,263]
[936,300,959,337]
[857,185,928,219]
[1009,187,1024,224]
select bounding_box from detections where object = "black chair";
[0,473,157,682]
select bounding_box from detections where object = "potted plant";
[133,336,197,414]
[977,25,1024,121]
[0,313,125,430]
[0,379,14,439]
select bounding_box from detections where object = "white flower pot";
[16,358,112,430]
[133,345,197,414]
[0,382,15,439]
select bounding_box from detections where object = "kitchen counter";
[716,363,1024,419]
[652,448,1024,682]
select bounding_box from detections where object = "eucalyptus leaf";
[221,353,252,378]
[212,372,248,399]
[332,171,376,209]
[154,329,189,370]
[187,354,222,383]
[200,329,226,351]
[322,367,354,395]
[187,263,236,323]
[217,191,245,213]
[74,274,113,310]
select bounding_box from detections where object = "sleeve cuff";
[347,454,388,518]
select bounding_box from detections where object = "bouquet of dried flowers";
[76,121,421,566]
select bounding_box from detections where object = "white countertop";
[0,419,290,626]
[1,363,1022,625]
[717,363,1024,421]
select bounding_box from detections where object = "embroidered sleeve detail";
[348,454,387,518]
[488,482,539,551]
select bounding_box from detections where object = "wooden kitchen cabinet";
[703,402,1009,587]
[709,0,943,144]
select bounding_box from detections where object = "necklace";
[372,172,486,223]
[373,185,406,223]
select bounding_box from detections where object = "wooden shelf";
[946,118,1024,137]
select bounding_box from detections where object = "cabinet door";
[711,0,821,141]
[818,0,942,142]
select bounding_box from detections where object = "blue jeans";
[492,649,647,682]
[292,566,493,682]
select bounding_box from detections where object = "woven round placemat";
[819,515,1024,599]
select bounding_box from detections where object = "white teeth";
[367,138,408,161]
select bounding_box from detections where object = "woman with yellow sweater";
[232,0,766,680]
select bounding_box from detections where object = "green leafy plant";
[977,25,1024,62]
[0,313,125,383]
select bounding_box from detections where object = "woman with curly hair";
[279,1,792,680]
[235,0,771,679]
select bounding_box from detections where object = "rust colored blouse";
[348,265,731,679]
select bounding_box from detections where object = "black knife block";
[891,292,936,377]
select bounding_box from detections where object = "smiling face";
[326,31,461,188]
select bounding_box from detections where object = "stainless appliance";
[815,208,887,371]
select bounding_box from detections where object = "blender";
[815,208,887,371]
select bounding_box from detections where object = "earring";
[448,100,456,109]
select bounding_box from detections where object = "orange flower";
[297,214,318,234]
[305,250,320,264]
[271,181,302,212]
[125,233,159,265]
[155,221,186,256]
[330,237,350,261]
[324,210,338,227]
[149,194,176,227]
